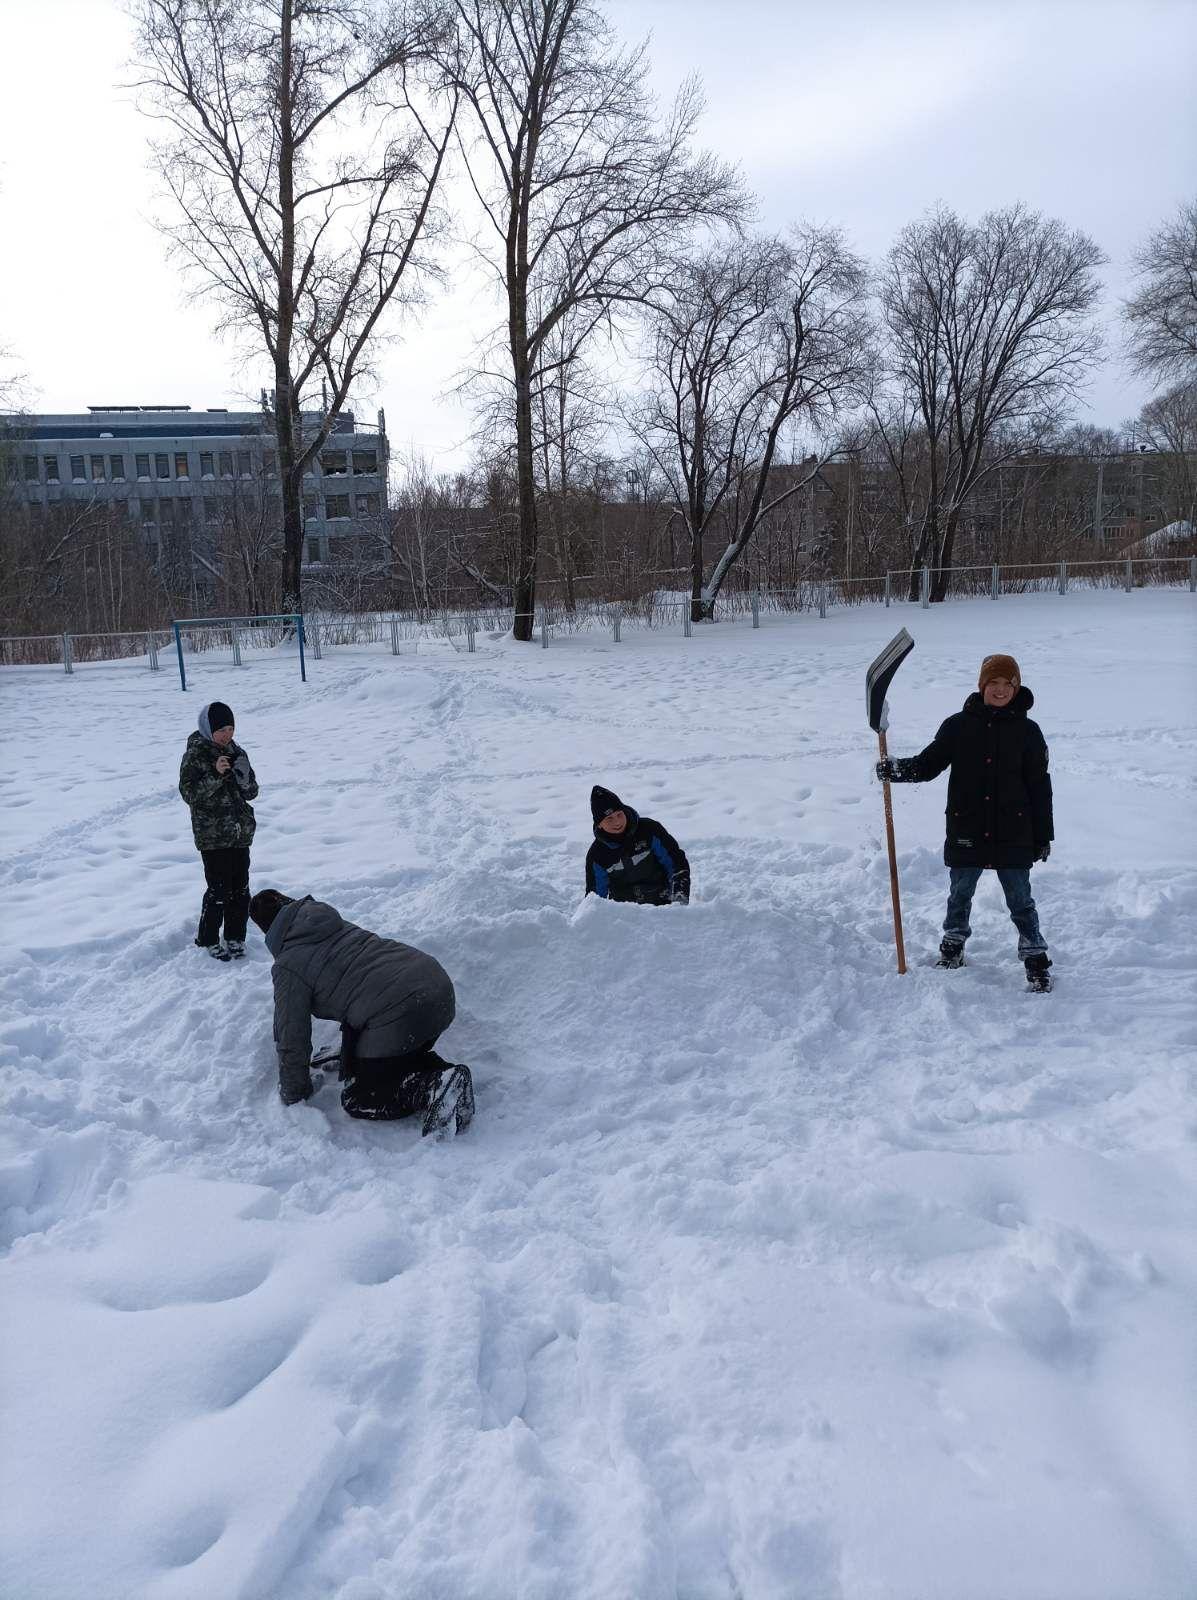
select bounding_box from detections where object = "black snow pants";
[339,1033,450,1121]
[197,846,251,945]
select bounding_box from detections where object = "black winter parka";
[888,686,1053,868]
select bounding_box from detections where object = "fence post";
[230,625,243,667]
[920,567,930,609]
[683,607,692,637]
[540,621,549,649]
[751,591,760,629]
[1190,555,1196,593]
[819,580,827,619]
[389,618,399,655]
[884,572,891,608]
[173,622,186,691]
[147,632,159,671]
[62,632,73,675]
[296,614,307,683]
[611,608,621,643]
[991,564,1000,600]
[1057,560,1067,596]
[467,617,476,653]
[309,619,322,660]
[1125,557,1133,593]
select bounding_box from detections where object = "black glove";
[279,1073,314,1106]
[1034,842,1051,863]
[875,759,897,782]
[232,753,253,788]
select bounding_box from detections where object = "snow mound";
[2,589,1195,1600]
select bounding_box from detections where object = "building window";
[325,493,351,519]
[303,495,318,520]
[109,455,126,481]
[155,453,170,480]
[138,499,156,526]
[90,455,106,481]
[176,498,192,523]
[321,449,348,475]
[136,453,150,480]
[70,455,86,481]
[219,451,234,478]
[200,452,214,478]
[174,452,190,479]
[352,450,377,475]
[23,455,38,481]
[263,449,276,475]
[306,536,322,564]
[43,456,59,483]
[237,450,252,478]
[355,492,379,515]
[204,499,221,524]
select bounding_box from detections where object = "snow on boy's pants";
[197,845,251,945]
[943,866,1048,957]
[341,1048,442,1121]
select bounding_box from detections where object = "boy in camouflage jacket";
[179,700,259,959]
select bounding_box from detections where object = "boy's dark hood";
[963,684,1034,718]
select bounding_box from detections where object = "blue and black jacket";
[585,794,691,906]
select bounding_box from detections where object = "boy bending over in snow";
[248,889,474,1135]
[585,785,691,906]
[876,653,1055,992]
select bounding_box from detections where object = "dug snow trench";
[1,590,1194,1600]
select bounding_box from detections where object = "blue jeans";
[943,867,1048,958]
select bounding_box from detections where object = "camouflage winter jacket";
[179,729,259,851]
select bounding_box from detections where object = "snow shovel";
[866,629,914,974]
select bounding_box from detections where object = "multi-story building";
[4,402,388,572]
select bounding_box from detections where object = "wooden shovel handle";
[878,729,908,974]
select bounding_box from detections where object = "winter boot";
[224,939,246,960]
[1024,954,1053,993]
[421,1064,475,1139]
[197,939,230,961]
[936,939,965,969]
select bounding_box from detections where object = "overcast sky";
[0,0,1193,466]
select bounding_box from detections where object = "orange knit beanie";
[978,653,1021,690]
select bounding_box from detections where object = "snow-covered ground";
[2,589,1195,1600]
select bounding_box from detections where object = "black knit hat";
[207,701,235,733]
[591,785,625,823]
[249,889,293,934]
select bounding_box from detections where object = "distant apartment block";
[4,403,388,570]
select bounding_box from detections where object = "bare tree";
[1135,380,1197,530]
[1123,198,1197,386]
[880,204,1104,599]
[634,228,869,619]
[130,0,457,612]
[442,0,743,639]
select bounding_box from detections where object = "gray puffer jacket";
[265,897,456,1104]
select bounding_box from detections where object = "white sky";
[0,0,1193,467]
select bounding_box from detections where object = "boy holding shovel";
[876,653,1055,991]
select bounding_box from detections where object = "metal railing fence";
[3,557,1193,673]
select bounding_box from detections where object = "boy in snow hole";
[876,653,1055,991]
[248,889,474,1136]
[585,785,691,906]
[178,701,258,961]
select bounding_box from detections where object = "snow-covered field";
[1,589,1194,1600]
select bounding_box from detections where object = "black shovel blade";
[866,628,914,731]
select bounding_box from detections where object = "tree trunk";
[689,523,705,622]
[930,506,961,602]
[512,362,538,640]
[276,1,300,616]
